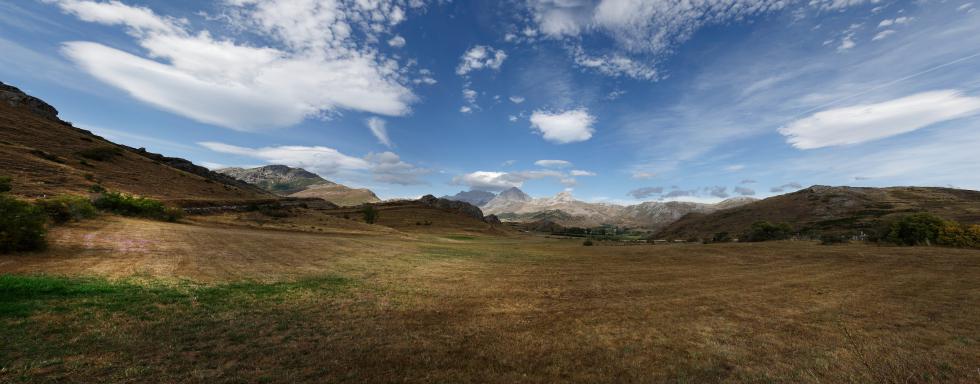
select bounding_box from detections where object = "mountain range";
[444,187,757,229]
[217,165,380,206]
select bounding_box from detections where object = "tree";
[362,205,379,224]
[743,221,793,242]
[886,214,944,246]
[0,176,11,193]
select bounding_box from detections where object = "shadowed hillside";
[0,81,270,202]
[218,165,381,206]
[656,185,980,239]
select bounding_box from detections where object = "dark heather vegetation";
[0,176,11,193]
[93,192,182,222]
[742,221,794,242]
[75,146,123,161]
[0,195,47,253]
[35,195,97,224]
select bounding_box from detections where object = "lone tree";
[362,205,379,224]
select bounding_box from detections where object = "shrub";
[712,232,731,243]
[93,192,182,222]
[0,195,47,253]
[362,205,378,224]
[936,221,980,248]
[819,233,849,245]
[582,239,594,246]
[89,184,106,193]
[885,214,944,246]
[76,146,123,161]
[0,176,11,193]
[743,221,793,242]
[35,195,97,224]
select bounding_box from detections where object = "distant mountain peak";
[496,187,532,202]
[441,190,497,207]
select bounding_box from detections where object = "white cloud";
[387,35,406,47]
[198,141,369,175]
[508,115,518,122]
[572,47,658,80]
[872,30,896,41]
[462,88,477,104]
[459,105,472,113]
[534,159,571,168]
[509,95,525,103]
[529,108,596,144]
[198,141,428,185]
[365,151,429,185]
[50,0,419,131]
[456,45,507,76]
[837,35,856,51]
[779,90,980,149]
[366,117,393,148]
[724,164,745,171]
[452,169,568,191]
[631,171,656,179]
[570,169,596,176]
[878,17,913,28]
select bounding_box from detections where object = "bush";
[93,192,182,222]
[582,239,594,246]
[885,214,944,246]
[76,146,123,161]
[0,195,47,253]
[712,232,731,243]
[35,195,97,224]
[0,176,11,193]
[819,233,849,245]
[743,221,793,242]
[362,205,378,224]
[936,221,980,248]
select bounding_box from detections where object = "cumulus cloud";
[534,159,572,168]
[198,141,427,185]
[878,17,913,28]
[734,186,756,196]
[50,0,420,131]
[627,186,663,199]
[570,170,596,176]
[770,182,803,193]
[452,168,591,191]
[509,96,525,104]
[387,35,406,48]
[529,108,596,144]
[779,90,980,149]
[456,45,507,76]
[366,117,393,148]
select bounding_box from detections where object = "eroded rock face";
[0,81,60,122]
[419,195,485,221]
[483,214,502,225]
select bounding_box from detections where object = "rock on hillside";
[655,185,980,239]
[419,195,485,221]
[1,81,60,122]
[441,190,497,206]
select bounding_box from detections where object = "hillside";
[217,165,381,206]
[441,190,496,206]
[0,81,270,202]
[656,185,980,239]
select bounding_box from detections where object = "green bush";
[93,192,182,222]
[712,232,731,243]
[0,176,11,193]
[0,195,47,253]
[936,221,980,248]
[76,146,123,161]
[885,214,944,246]
[743,221,793,242]
[35,195,97,224]
[362,205,378,224]
[582,239,594,246]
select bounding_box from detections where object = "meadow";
[1,217,979,383]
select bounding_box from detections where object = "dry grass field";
[1,216,979,383]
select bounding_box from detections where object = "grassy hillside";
[0,98,269,202]
[656,185,980,240]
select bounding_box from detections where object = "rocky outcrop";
[1,81,60,122]
[419,195,485,221]
[217,165,332,195]
[128,147,269,195]
[483,214,502,225]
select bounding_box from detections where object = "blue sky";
[2,0,979,202]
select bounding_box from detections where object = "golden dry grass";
[1,217,979,383]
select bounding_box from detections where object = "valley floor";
[1,217,979,383]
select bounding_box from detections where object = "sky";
[2,0,979,203]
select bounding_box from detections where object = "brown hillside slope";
[288,183,381,206]
[656,185,980,239]
[0,82,270,202]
